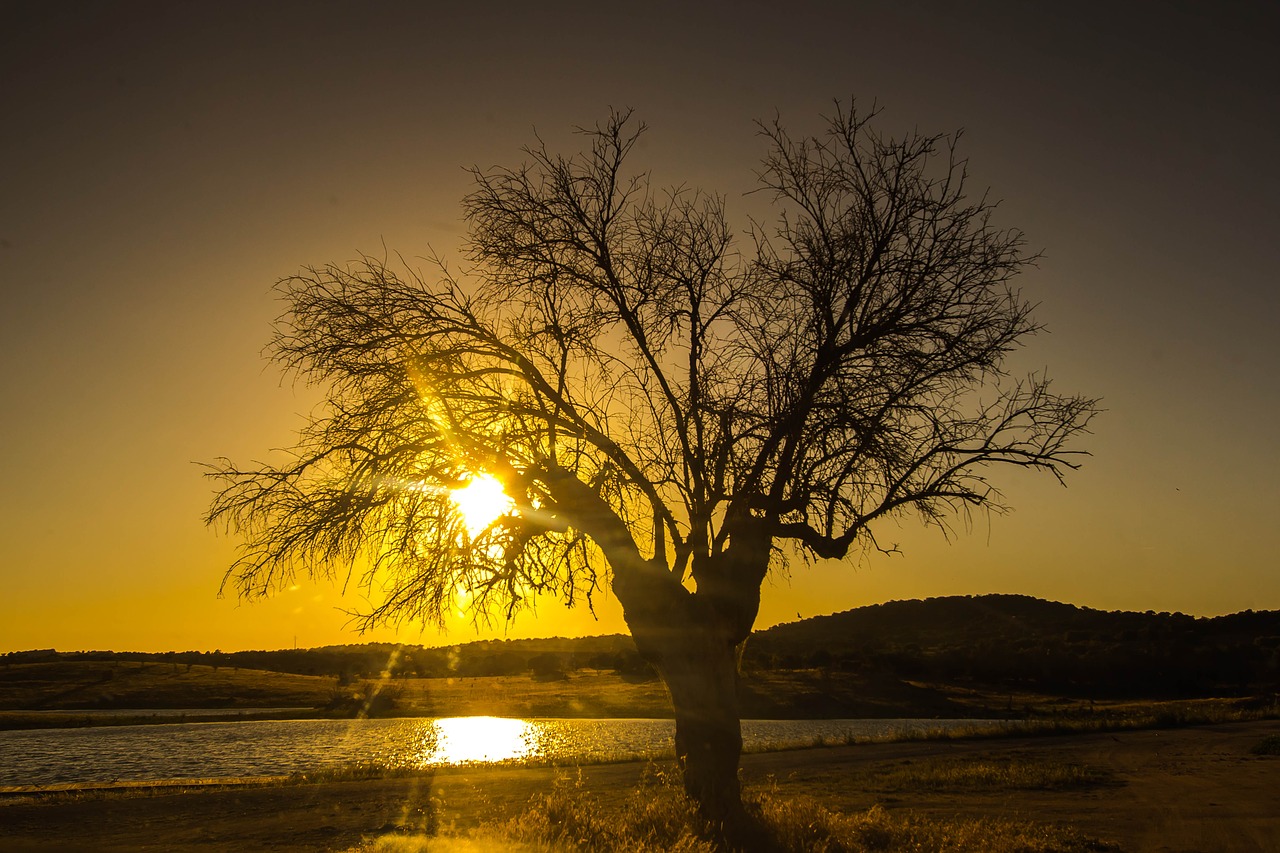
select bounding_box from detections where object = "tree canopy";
[207,104,1096,637]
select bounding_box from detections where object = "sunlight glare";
[449,473,515,537]
[425,716,534,764]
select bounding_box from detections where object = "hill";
[746,594,1280,698]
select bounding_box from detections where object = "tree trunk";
[658,625,745,825]
[614,566,749,826]
[604,526,772,840]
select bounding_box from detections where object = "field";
[0,661,679,725]
[3,659,1272,732]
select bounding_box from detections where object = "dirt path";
[2,720,1277,851]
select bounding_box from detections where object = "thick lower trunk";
[661,634,745,824]
[614,567,748,824]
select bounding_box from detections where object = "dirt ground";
[1,720,1277,852]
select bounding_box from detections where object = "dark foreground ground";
[2,720,1277,852]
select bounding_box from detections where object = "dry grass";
[744,795,1118,853]
[830,696,1279,748]
[0,664,674,724]
[386,671,671,719]
[347,762,1120,853]
[1250,734,1280,755]
[850,755,1115,792]
[0,661,331,713]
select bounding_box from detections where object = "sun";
[449,473,515,537]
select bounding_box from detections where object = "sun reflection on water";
[423,716,535,765]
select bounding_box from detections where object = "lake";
[0,716,1004,787]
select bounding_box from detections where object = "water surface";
[0,716,1002,787]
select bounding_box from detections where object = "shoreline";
[2,720,1277,851]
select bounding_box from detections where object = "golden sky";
[1,2,1277,653]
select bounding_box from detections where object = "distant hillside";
[5,595,1277,701]
[746,594,1280,698]
[1,634,650,683]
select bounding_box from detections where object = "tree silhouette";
[206,102,1097,822]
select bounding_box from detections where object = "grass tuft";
[854,756,1116,792]
[1249,734,1280,756]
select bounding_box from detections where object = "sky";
[2,1,1277,653]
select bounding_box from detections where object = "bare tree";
[206,103,1097,823]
